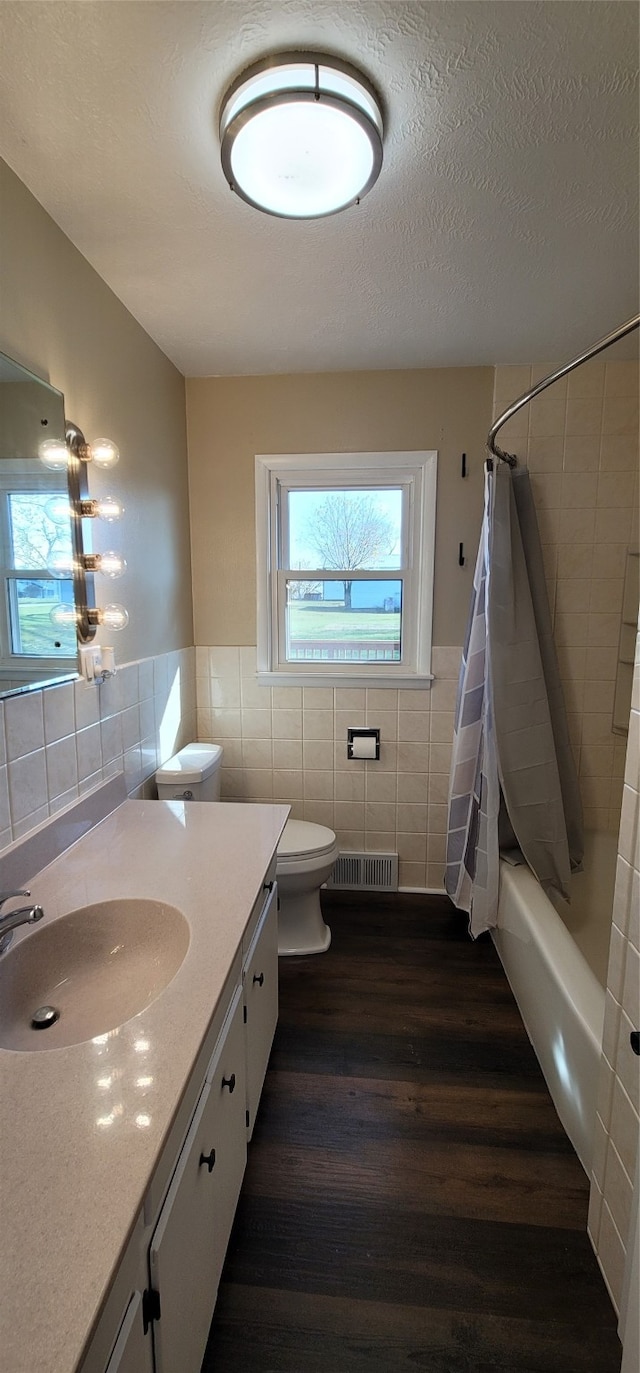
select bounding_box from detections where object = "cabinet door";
[243,882,279,1140]
[104,1293,153,1373]
[149,989,247,1373]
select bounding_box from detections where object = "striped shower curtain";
[445,460,583,938]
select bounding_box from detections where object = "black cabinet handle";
[253,972,264,987]
[631,1030,640,1056]
[199,1148,216,1173]
[263,880,274,892]
[221,1072,236,1093]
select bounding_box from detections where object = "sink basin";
[0,899,190,1051]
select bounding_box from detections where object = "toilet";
[155,743,338,956]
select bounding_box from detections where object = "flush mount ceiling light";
[219,53,383,219]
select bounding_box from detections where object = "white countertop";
[0,798,289,1373]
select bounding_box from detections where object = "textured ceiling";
[0,1,637,376]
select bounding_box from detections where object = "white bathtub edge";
[493,858,606,1176]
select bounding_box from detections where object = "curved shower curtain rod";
[488,312,640,467]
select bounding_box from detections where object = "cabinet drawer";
[242,855,278,955]
[244,881,279,1140]
[143,953,241,1225]
[149,988,247,1373]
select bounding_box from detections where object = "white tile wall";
[589,621,640,1314]
[0,648,196,853]
[196,645,461,890]
[493,359,639,833]
[494,359,639,1316]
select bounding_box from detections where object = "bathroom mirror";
[0,351,80,696]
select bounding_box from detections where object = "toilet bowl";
[155,744,338,956]
[275,819,338,956]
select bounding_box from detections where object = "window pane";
[8,492,73,571]
[287,488,403,571]
[10,580,76,656]
[285,578,402,662]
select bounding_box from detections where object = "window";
[0,472,76,673]
[255,451,437,686]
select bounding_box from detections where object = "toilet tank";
[155,743,224,801]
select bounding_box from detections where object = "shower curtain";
[445,459,584,938]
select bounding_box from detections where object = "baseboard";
[398,885,446,895]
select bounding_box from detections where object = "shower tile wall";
[588,621,640,1314]
[195,645,462,890]
[0,648,196,853]
[493,359,639,834]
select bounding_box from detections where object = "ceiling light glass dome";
[219,54,384,219]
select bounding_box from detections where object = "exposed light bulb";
[50,604,78,629]
[101,603,129,631]
[89,438,119,469]
[98,495,124,522]
[39,438,69,471]
[45,495,72,523]
[97,551,126,580]
[48,554,76,579]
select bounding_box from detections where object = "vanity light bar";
[61,421,128,644]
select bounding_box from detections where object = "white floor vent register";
[327,852,399,892]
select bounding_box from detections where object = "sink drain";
[31,1006,60,1030]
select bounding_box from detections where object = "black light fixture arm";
[65,422,98,643]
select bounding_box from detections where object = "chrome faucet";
[0,889,45,955]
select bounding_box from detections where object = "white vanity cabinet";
[150,987,247,1373]
[243,880,279,1141]
[78,864,280,1373]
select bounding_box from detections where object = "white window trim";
[255,450,437,688]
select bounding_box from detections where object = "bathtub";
[492,831,617,1176]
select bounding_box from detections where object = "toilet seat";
[277,819,337,865]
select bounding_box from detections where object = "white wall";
[0,158,194,662]
[0,159,197,851]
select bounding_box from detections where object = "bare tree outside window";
[257,452,436,675]
[304,492,397,608]
[9,493,72,570]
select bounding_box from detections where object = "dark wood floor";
[202,892,621,1373]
